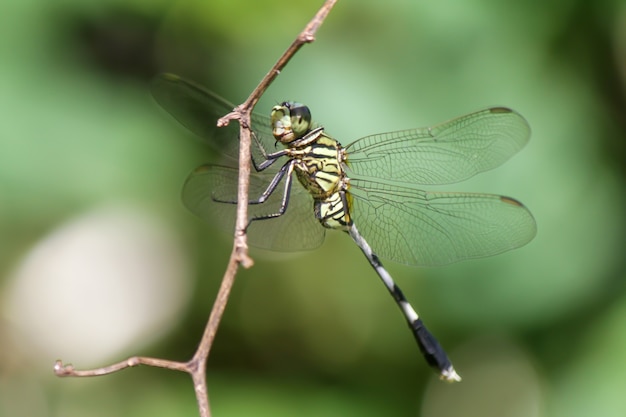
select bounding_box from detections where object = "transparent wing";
[151,73,279,165]
[348,179,536,266]
[345,107,530,185]
[183,165,326,251]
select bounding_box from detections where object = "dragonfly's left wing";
[345,107,530,185]
[151,73,278,165]
[348,179,536,266]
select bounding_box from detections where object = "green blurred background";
[1,0,625,416]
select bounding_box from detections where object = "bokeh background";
[2,0,625,416]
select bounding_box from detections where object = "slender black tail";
[348,224,461,382]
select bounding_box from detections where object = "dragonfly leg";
[250,132,279,172]
[254,148,289,171]
[246,162,296,229]
[249,161,293,205]
[347,224,461,382]
[211,160,292,205]
[209,161,296,231]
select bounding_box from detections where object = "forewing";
[151,73,278,164]
[348,179,536,266]
[345,107,530,185]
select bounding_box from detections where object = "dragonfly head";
[270,102,312,143]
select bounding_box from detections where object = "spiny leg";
[254,148,290,171]
[347,224,461,382]
[212,160,292,206]
[250,130,281,172]
[211,161,297,230]
[249,161,293,205]
[247,162,296,225]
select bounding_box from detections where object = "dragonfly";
[152,73,537,382]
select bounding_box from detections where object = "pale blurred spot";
[3,204,193,366]
[422,335,544,417]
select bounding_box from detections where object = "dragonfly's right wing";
[348,178,536,266]
[151,73,278,165]
[183,165,326,252]
[345,107,530,185]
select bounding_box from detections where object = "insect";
[152,73,536,381]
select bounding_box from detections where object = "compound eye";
[289,104,312,137]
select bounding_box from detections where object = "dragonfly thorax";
[289,131,345,196]
[288,129,353,231]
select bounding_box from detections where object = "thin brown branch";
[240,0,338,111]
[223,0,338,262]
[54,357,190,377]
[54,2,338,417]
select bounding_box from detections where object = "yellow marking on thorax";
[291,133,344,199]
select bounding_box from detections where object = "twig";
[54,1,338,417]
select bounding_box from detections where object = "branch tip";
[54,360,73,376]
